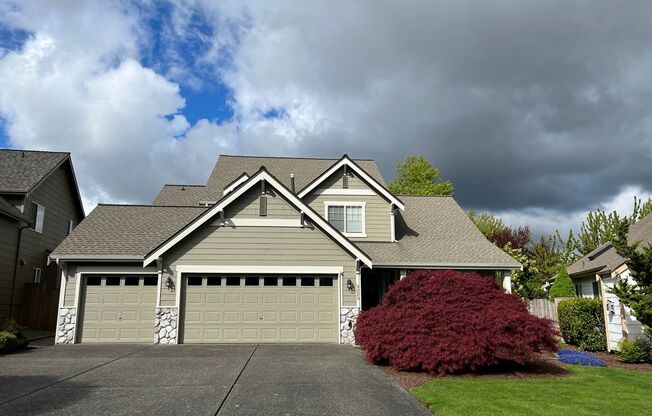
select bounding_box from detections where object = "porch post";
[502,270,512,293]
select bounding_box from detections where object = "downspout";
[9,224,30,319]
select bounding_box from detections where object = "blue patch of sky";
[136,1,242,126]
[0,24,31,149]
[262,107,288,120]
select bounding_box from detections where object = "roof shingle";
[356,196,521,268]
[0,149,69,193]
[51,204,206,257]
[152,155,384,206]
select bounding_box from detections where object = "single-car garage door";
[78,275,158,343]
[181,274,338,343]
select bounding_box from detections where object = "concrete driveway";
[0,344,431,415]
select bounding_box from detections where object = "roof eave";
[371,262,521,270]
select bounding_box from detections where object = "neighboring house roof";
[0,148,85,218]
[356,196,521,269]
[144,167,373,267]
[0,195,29,222]
[152,155,384,206]
[0,149,69,192]
[50,205,206,259]
[568,213,652,277]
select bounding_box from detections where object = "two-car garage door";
[181,274,338,343]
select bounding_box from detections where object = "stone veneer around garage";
[340,306,359,345]
[155,307,178,344]
[56,307,77,344]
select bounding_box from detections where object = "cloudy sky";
[1,0,651,237]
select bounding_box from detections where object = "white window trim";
[312,188,376,196]
[32,268,42,284]
[324,201,366,237]
[31,202,45,233]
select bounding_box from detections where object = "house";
[0,149,85,325]
[49,154,519,345]
[567,213,652,351]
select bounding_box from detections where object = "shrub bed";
[0,319,28,354]
[618,338,651,363]
[558,298,607,351]
[557,349,607,367]
[355,270,559,375]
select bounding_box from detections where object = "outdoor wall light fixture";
[165,276,174,290]
[346,279,355,292]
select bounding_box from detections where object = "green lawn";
[412,365,652,416]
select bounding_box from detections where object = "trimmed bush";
[617,338,651,363]
[557,349,607,367]
[355,270,559,375]
[0,331,19,354]
[549,265,575,300]
[558,298,607,351]
[0,319,27,353]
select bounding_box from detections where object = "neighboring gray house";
[0,149,85,324]
[50,154,519,345]
[568,213,652,351]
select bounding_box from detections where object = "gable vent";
[259,195,267,216]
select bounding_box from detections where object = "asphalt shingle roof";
[0,149,69,192]
[51,204,206,257]
[356,196,521,268]
[568,213,652,276]
[153,155,384,206]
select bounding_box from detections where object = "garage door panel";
[224,293,241,304]
[204,311,221,322]
[205,294,221,303]
[262,294,279,304]
[281,294,297,304]
[223,311,240,321]
[80,276,156,343]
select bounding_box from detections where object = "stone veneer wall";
[56,307,77,344]
[340,307,359,345]
[155,307,178,344]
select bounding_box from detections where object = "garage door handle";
[259,314,263,320]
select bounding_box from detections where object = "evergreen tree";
[549,265,575,300]
[388,155,454,196]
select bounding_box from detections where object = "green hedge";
[618,338,651,363]
[558,298,607,351]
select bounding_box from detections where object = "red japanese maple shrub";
[355,270,558,375]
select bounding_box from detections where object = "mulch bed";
[384,355,571,390]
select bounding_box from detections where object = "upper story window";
[30,202,45,233]
[325,202,366,237]
[68,219,74,235]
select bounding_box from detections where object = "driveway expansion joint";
[213,344,259,416]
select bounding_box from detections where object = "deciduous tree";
[388,155,454,196]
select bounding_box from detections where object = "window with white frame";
[32,268,42,284]
[30,202,45,233]
[68,219,74,235]
[325,202,365,236]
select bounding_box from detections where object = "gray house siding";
[163,225,358,307]
[0,216,20,320]
[225,187,299,219]
[303,168,393,242]
[21,163,83,289]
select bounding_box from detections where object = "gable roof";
[144,167,372,267]
[0,149,85,218]
[568,213,652,277]
[355,196,521,269]
[152,154,384,206]
[0,149,69,193]
[50,204,207,260]
[0,195,29,222]
[297,155,405,210]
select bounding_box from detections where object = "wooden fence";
[22,283,59,330]
[528,298,558,325]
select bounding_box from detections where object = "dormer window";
[325,202,366,237]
